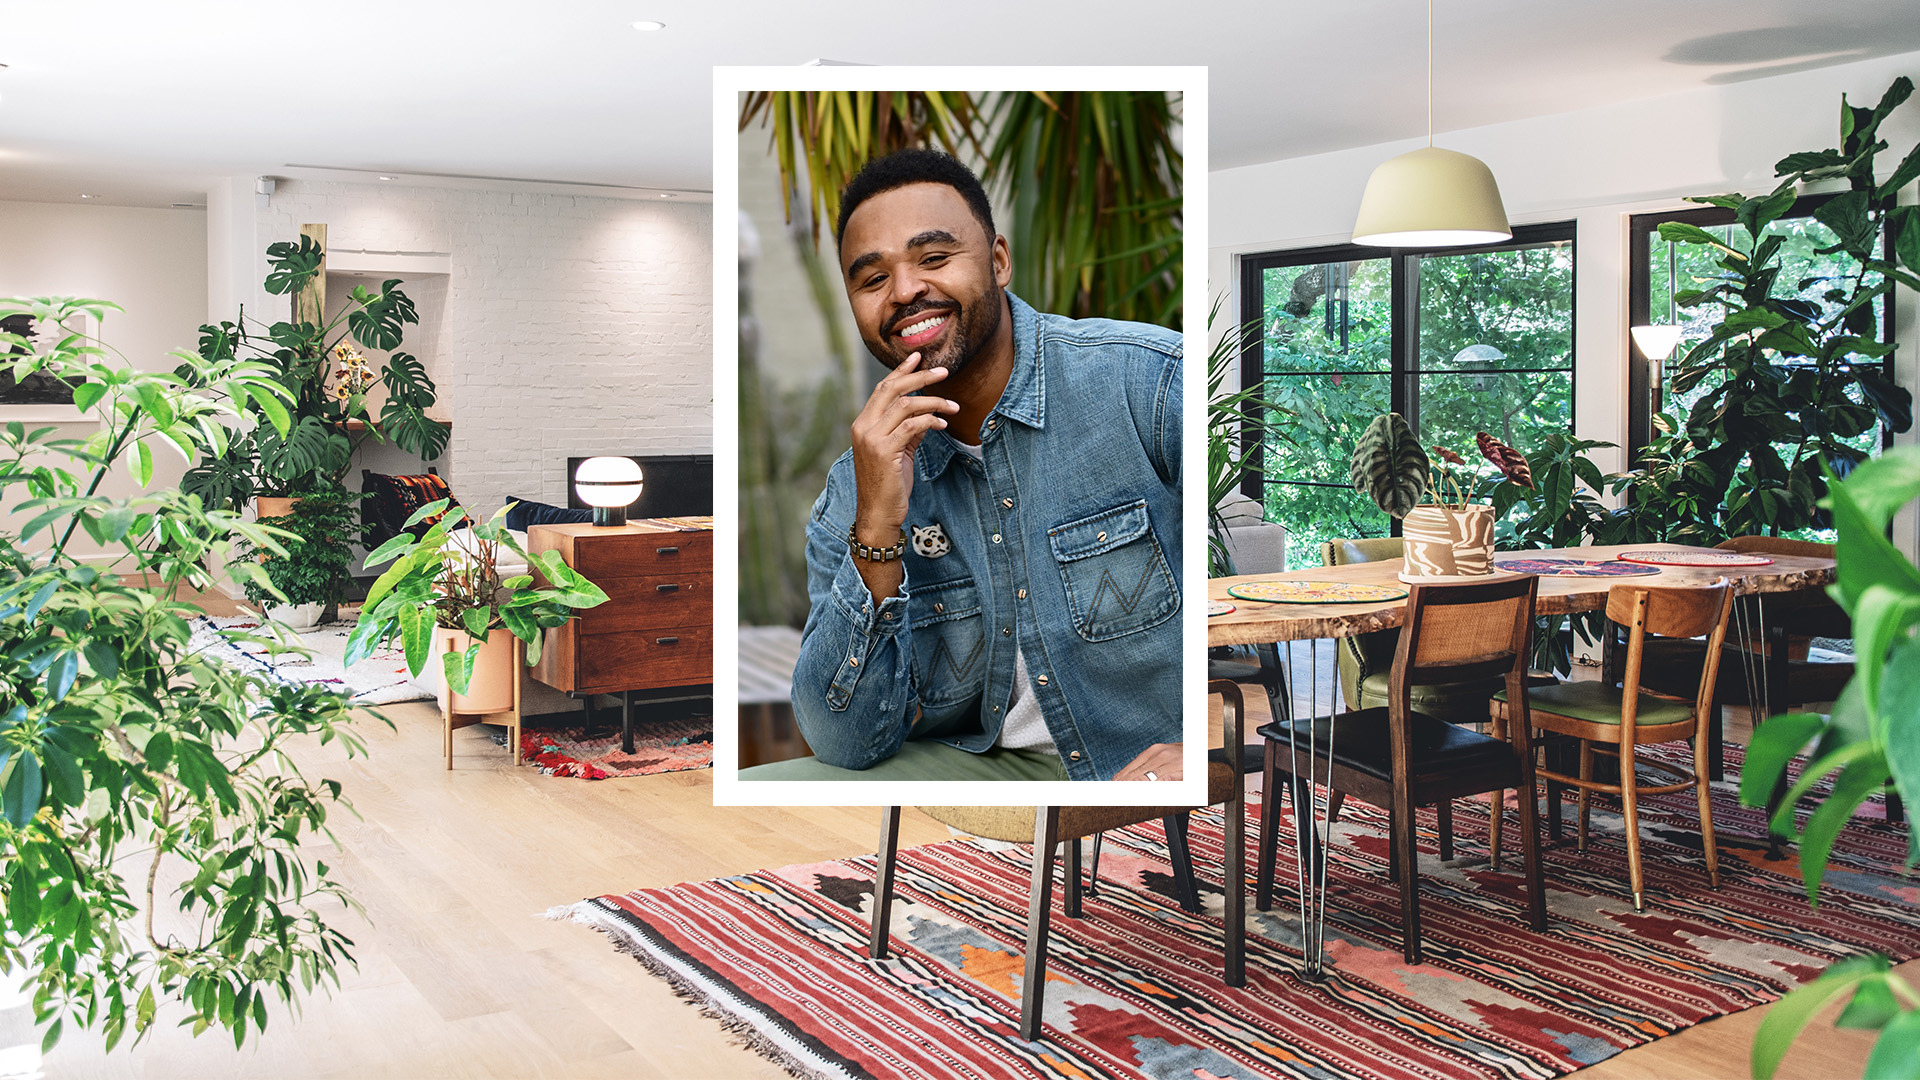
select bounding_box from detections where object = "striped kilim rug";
[559,756,1920,1079]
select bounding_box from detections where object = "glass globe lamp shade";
[574,456,644,527]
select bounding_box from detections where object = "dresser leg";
[622,690,635,754]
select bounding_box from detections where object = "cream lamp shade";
[574,456,644,527]
[1351,146,1512,248]
[1629,324,1684,361]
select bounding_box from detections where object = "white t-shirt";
[951,440,1056,756]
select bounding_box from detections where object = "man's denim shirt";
[790,293,1181,781]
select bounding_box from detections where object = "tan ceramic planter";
[431,626,517,715]
[1400,504,1496,581]
[255,496,301,520]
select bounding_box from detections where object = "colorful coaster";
[1619,549,1774,567]
[1227,579,1408,604]
[1495,557,1663,577]
[1207,600,1235,617]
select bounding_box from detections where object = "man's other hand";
[1113,742,1182,782]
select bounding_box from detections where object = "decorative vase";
[1400,504,1496,582]
[263,601,324,630]
[428,626,517,715]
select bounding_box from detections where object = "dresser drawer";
[577,625,713,691]
[573,530,712,579]
[576,572,712,635]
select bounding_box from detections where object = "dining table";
[1206,542,1838,981]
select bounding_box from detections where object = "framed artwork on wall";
[1,309,95,422]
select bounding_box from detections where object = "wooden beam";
[295,222,327,328]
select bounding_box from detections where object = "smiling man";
[743,148,1182,783]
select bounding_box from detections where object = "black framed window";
[1239,223,1577,568]
[1628,199,1894,536]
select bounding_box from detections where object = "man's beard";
[867,284,1003,376]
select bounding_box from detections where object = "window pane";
[1262,483,1389,570]
[1416,371,1573,466]
[1262,372,1390,486]
[1259,259,1392,373]
[1417,244,1574,372]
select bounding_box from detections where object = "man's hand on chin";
[1112,742,1183,782]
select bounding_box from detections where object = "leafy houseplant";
[0,296,371,1052]
[182,236,446,511]
[1207,297,1290,577]
[1350,412,1533,579]
[1733,446,1920,1077]
[345,500,610,696]
[1647,77,1918,542]
[236,489,363,628]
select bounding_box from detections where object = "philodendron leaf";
[443,644,478,696]
[1740,711,1826,810]
[1797,753,1892,904]
[1753,954,1888,1080]
[1349,412,1429,518]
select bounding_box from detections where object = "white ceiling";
[3,0,1919,207]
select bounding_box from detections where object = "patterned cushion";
[362,470,460,547]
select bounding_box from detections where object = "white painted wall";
[0,200,208,564]
[1210,50,1920,551]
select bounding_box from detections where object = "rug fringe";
[554,900,855,1080]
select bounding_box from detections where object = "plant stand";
[439,637,524,770]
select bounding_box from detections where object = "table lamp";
[574,456,644,527]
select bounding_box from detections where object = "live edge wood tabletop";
[526,522,714,697]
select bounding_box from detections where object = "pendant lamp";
[1351,0,1511,247]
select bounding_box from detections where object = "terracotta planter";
[1400,504,1496,581]
[255,496,301,520]
[429,626,518,715]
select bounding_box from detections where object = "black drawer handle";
[656,546,679,555]
[656,583,680,593]
[656,636,679,646]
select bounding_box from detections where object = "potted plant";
[0,295,370,1051]
[235,488,362,629]
[1349,413,1533,581]
[344,499,609,712]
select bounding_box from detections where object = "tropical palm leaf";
[1350,412,1430,518]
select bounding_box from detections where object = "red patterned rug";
[557,751,1920,1078]
[492,716,712,779]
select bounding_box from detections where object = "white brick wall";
[254,180,713,514]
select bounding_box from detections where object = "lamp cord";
[1427,0,1434,147]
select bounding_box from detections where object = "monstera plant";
[182,236,445,511]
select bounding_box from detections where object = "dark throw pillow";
[363,470,460,548]
[504,496,593,531]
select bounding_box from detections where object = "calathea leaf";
[1349,412,1429,518]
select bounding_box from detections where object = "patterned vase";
[1401,504,1496,579]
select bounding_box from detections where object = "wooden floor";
[31,604,1911,1077]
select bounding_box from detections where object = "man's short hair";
[834,148,996,248]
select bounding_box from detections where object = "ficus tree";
[0,296,372,1052]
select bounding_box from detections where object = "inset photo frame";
[712,66,1208,808]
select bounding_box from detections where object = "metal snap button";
[992,533,1002,543]
[1036,675,1049,686]
[1002,498,1013,508]
[848,657,858,666]
[883,612,893,620]
[1069,751,1082,761]
[1002,627,1011,636]
[1096,531,1107,542]
[987,419,997,429]
[934,602,945,613]
[1018,589,1027,600]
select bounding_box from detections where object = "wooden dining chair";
[1494,581,1733,911]
[1256,575,1547,964]
[869,681,1246,1041]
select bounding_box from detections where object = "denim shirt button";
[992,533,1002,543]
[1036,675,1049,686]
[934,602,945,613]
[1018,589,1027,599]
[1069,751,1082,761]
[987,419,997,429]
[1002,627,1011,636]
[848,657,858,666]
[1002,498,1013,508]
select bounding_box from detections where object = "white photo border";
[713,65,1209,808]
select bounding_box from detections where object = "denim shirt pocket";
[1047,500,1178,642]
[909,576,987,709]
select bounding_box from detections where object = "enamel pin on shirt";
[911,523,951,558]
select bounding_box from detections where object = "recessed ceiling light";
[631,20,665,31]
[79,193,98,199]
[378,175,396,181]
[659,192,676,198]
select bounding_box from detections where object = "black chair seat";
[1257,708,1516,783]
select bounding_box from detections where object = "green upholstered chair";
[1323,538,1514,726]
[868,681,1246,1041]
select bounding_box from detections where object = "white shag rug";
[187,614,434,705]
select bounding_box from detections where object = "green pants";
[739,741,1069,782]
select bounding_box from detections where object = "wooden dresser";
[527,522,712,751]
